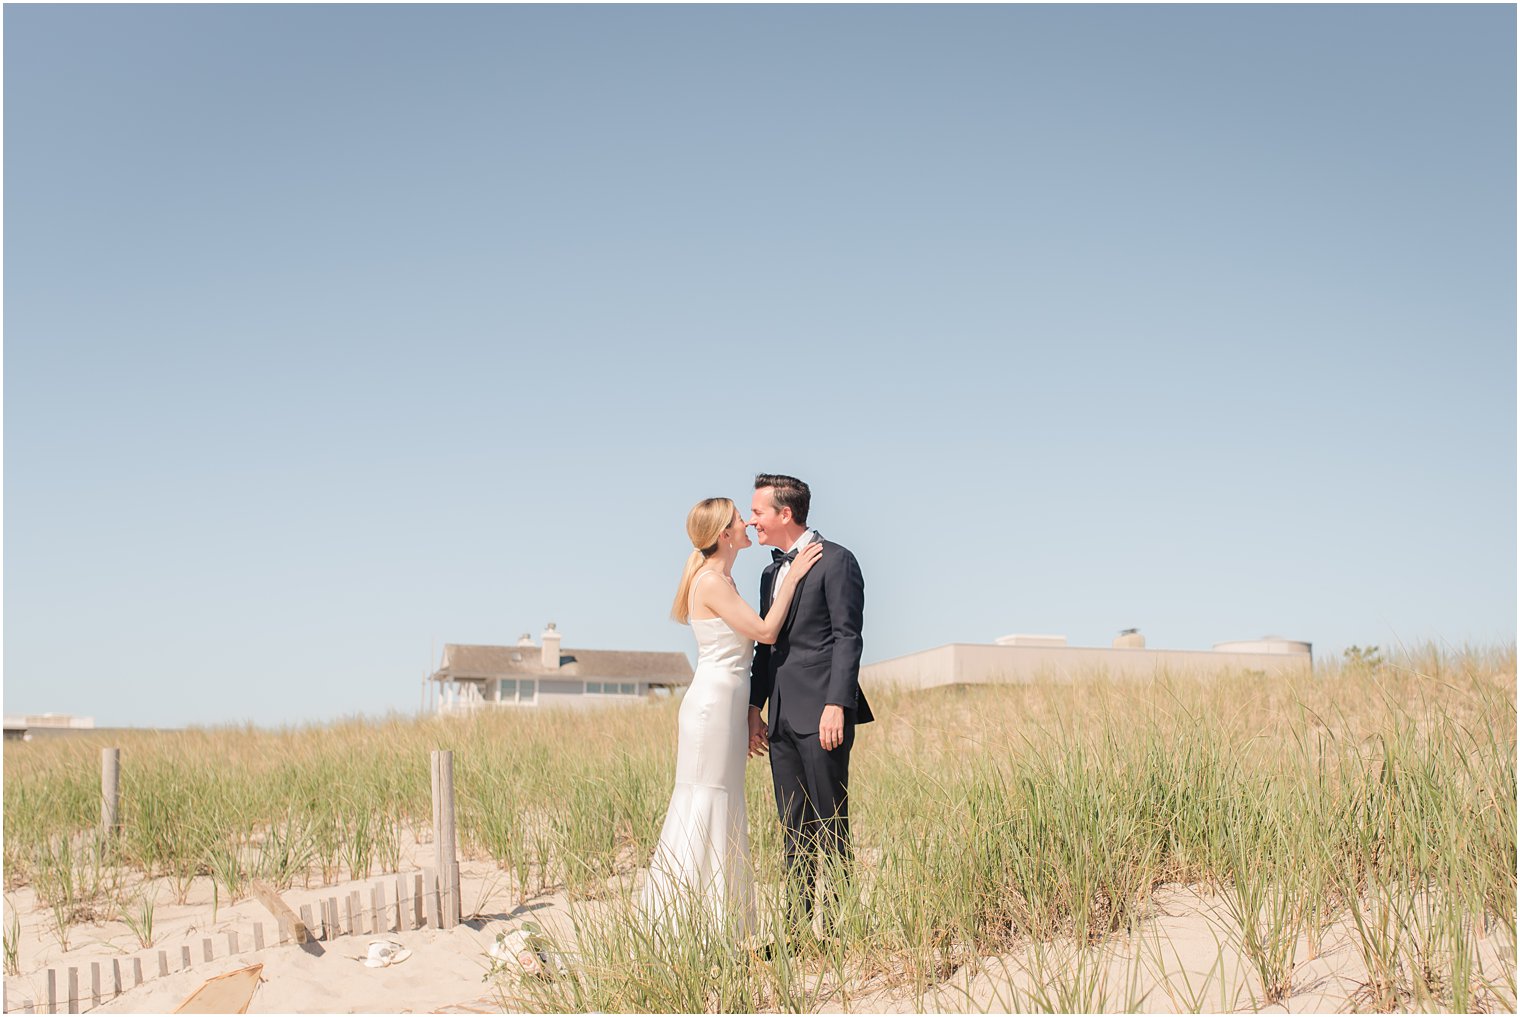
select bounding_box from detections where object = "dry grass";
[4,643,1514,1011]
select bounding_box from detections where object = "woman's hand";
[739,541,825,645]
[747,708,768,758]
[783,541,823,587]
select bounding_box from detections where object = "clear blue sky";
[5,5,1514,728]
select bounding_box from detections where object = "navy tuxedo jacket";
[749,535,874,736]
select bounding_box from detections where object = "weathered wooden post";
[431,749,459,927]
[100,749,121,837]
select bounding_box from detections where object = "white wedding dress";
[641,572,757,936]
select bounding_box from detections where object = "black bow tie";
[772,548,796,565]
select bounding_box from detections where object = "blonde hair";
[671,497,738,624]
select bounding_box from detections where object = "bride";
[642,496,821,936]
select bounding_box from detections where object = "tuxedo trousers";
[768,714,855,927]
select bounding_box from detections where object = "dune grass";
[3,643,1514,1011]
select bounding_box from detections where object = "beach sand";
[3,831,581,1015]
[4,844,1513,1014]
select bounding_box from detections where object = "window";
[585,681,638,696]
[497,679,536,705]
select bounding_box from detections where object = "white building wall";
[863,643,1312,690]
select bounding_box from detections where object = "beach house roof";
[429,643,693,683]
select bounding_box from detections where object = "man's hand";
[819,704,845,751]
[748,706,768,757]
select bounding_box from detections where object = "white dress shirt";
[774,528,816,591]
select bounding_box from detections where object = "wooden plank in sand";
[394,873,409,931]
[423,867,441,929]
[413,873,424,928]
[326,896,339,939]
[371,882,386,934]
[179,945,192,970]
[89,962,100,1008]
[171,963,263,1015]
[157,951,169,978]
[290,905,325,957]
[250,881,309,945]
[131,956,143,987]
[46,969,57,1014]
[252,923,265,951]
[344,892,357,937]
[112,957,123,996]
[226,930,239,955]
[201,938,214,963]
[65,967,77,1014]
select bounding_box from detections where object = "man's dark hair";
[755,473,811,526]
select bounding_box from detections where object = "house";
[428,624,694,713]
[861,630,1312,690]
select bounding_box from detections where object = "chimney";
[541,623,561,670]
[1113,628,1146,649]
[516,633,535,647]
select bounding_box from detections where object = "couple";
[642,473,873,939]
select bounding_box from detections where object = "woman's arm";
[697,543,823,644]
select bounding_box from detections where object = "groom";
[747,473,872,933]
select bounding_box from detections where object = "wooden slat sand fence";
[3,747,465,1013]
[2,866,461,1013]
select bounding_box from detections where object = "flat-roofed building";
[2,713,96,741]
[862,631,1312,690]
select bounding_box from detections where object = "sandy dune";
[5,847,1513,1014]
